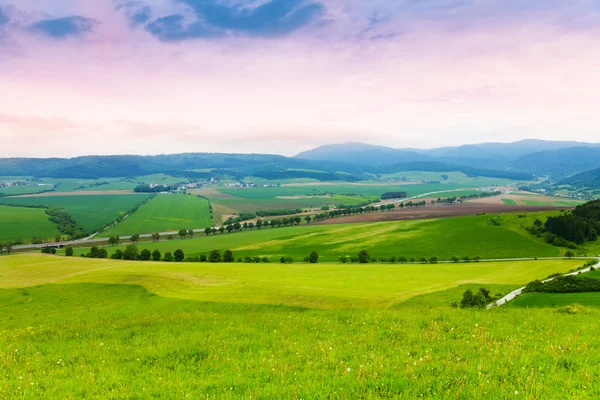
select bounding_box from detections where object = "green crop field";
[100,194,212,237]
[76,212,566,261]
[0,205,60,242]
[0,195,152,234]
[1,254,598,399]
[502,198,517,205]
[0,185,54,196]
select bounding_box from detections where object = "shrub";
[261,256,270,263]
[429,257,438,264]
[163,252,173,262]
[200,254,207,262]
[308,251,319,264]
[459,287,495,309]
[152,250,161,261]
[65,247,74,257]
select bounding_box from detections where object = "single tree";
[398,256,407,264]
[419,257,427,264]
[233,222,241,231]
[178,229,187,239]
[294,216,302,225]
[163,251,173,262]
[226,225,234,233]
[358,249,370,264]
[200,254,207,262]
[174,249,185,262]
[130,234,140,244]
[205,227,212,236]
[588,229,598,242]
[243,222,248,230]
[474,255,481,262]
[429,256,438,264]
[97,248,108,259]
[55,234,62,243]
[451,256,459,263]
[111,249,123,259]
[123,244,139,260]
[188,229,194,238]
[308,251,319,264]
[223,249,234,262]
[108,236,118,246]
[256,219,263,229]
[139,249,152,261]
[304,215,312,224]
[152,249,162,261]
[463,256,471,263]
[65,247,74,257]
[565,250,575,259]
[261,256,270,263]
[211,227,217,235]
[247,223,254,230]
[209,249,222,263]
[218,226,225,234]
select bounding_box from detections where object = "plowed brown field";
[314,203,571,224]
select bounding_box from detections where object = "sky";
[1,0,600,158]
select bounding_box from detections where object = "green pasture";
[502,199,517,205]
[1,254,599,399]
[510,292,600,308]
[0,255,583,309]
[0,205,60,242]
[0,194,152,234]
[100,194,212,237]
[76,212,564,261]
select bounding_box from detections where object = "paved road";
[488,257,600,308]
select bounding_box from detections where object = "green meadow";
[79,213,564,261]
[0,205,60,242]
[99,194,212,237]
[1,255,599,399]
[0,255,582,308]
[0,194,152,234]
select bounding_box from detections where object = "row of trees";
[338,250,481,264]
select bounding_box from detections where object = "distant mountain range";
[295,140,600,178]
[1,139,599,182]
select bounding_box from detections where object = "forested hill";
[544,200,600,244]
[560,168,600,189]
[0,153,532,181]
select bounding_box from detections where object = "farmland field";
[1,254,599,399]
[100,194,212,237]
[502,198,517,205]
[0,185,53,196]
[0,194,152,234]
[0,205,60,242]
[74,212,564,261]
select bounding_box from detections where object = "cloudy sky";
[1,0,599,157]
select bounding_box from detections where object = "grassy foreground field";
[79,213,563,261]
[99,194,212,237]
[1,255,599,398]
[0,205,60,242]
[0,194,152,234]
